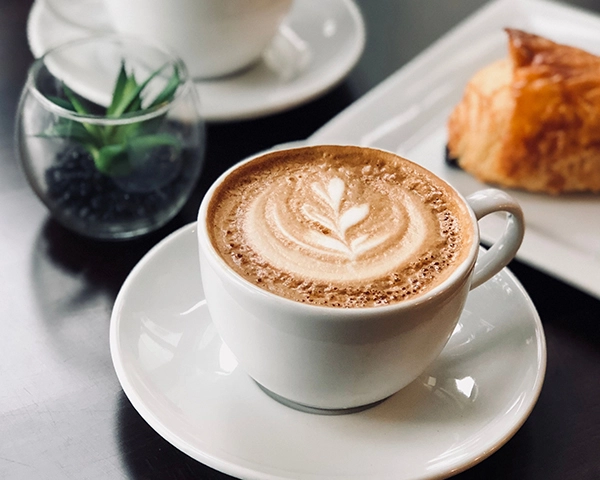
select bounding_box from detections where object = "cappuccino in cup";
[198,144,524,412]
[206,145,473,308]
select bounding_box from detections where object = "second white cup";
[104,0,293,79]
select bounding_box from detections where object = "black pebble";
[44,147,186,223]
[444,145,461,169]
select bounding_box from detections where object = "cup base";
[254,381,389,415]
[190,57,261,82]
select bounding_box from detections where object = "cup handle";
[466,188,525,290]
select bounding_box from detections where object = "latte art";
[247,174,432,283]
[207,146,473,307]
[301,177,375,259]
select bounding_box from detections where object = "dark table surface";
[1,0,599,479]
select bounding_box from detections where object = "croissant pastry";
[447,28,600,194]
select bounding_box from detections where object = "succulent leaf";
[44,61,183,177]
[107,63,129,116]
[95,144,131,176]
[62,85,104,142]
[47,95,75,111]
[149,67,181,108]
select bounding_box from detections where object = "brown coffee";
[206,145,473,308]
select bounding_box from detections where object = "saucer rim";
[195,0,366,122]
[26,0,366,122]
[110,222,547,480]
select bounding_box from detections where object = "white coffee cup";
[46,0,294,79]
[197,145,525,413]
[104,0,293,79]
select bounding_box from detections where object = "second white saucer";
[110,222,546,480]
[27,0,366,121]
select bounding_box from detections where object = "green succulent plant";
[44,62,182,177]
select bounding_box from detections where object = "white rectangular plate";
[309,0,600,299]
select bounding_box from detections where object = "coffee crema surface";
[207,146,473,307]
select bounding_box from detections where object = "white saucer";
[27,0,365,122]
[110,222,546,480]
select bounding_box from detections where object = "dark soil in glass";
[44,144,199,228]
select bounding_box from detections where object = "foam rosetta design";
[245,172,431,283]
[305,177,371,257]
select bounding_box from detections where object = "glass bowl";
[16,35,205,240]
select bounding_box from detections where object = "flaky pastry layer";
[447,28,600,194]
